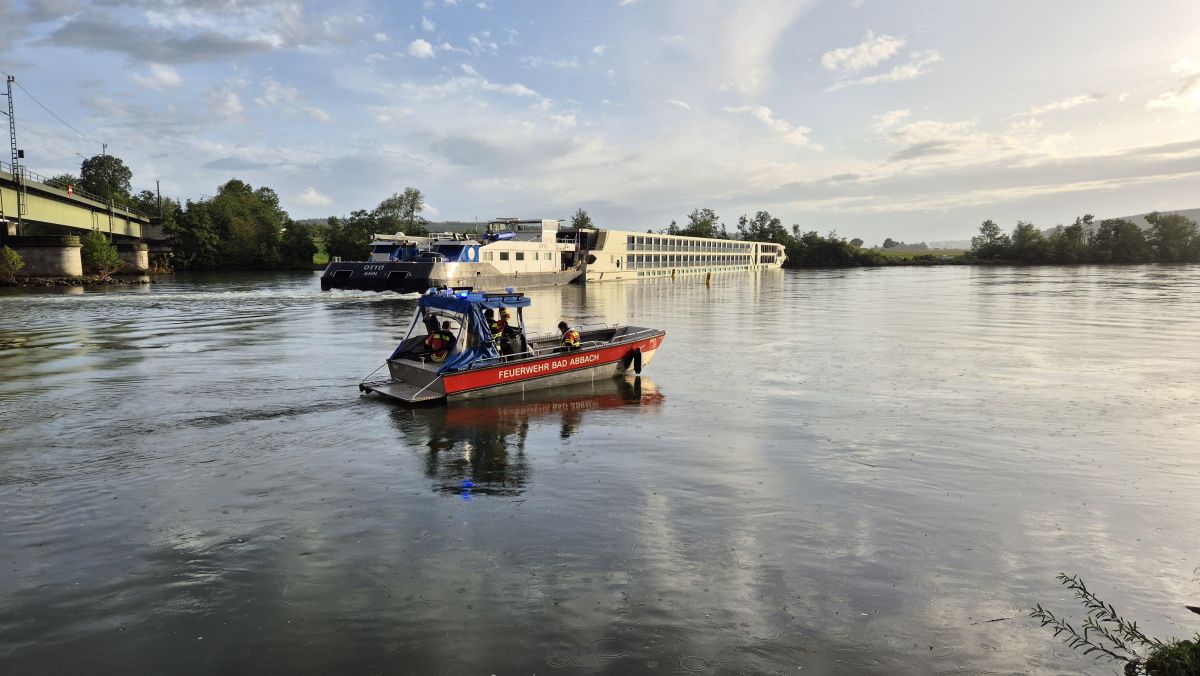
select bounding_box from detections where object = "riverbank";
[1,274,159,288]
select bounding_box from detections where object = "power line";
[13,80,106,148]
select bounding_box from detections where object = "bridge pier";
[117,242,149,272]
[6,235,83,277]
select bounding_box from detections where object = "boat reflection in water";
[389,376,663,498]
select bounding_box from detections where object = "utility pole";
[155,179,162,216]
[102,143,107,157]
[6,75,24,235]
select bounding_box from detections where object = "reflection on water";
[1,268,1199,675]
[391,378,663,497]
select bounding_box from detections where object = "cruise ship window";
[516,252,524,261]
[500,252,509,261]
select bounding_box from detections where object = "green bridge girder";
[0,169,153,240]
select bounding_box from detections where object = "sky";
[1,0,1198,243]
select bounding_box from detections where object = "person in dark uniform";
[424,321,455,363]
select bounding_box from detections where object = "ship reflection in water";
[389,376,663,497]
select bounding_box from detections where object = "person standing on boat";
[558,321,581,350]
[424,321,455,363]
[485,308,504,347]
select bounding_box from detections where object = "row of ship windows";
[624,254,782,269]
[483,251,555,262]
[625,236,783,254]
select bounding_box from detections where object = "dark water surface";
[2,268,1198,675]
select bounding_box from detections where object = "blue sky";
[1,0,1198,242]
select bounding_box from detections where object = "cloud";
[724,105,813,146]
[305,107,333,123]
[1019,93,1104,116]
[821,31,904,73]
[408,38,434,59]
[421,16,435,32]
[254,79,299,107]
[373,32,387,42]
[666,99,691,111]
[888,140,959,162]
[298,186,332,207]
[132,63,182,90]
[211,87,244,119]
[521,55,580,69]
[873,108,910,131]
[550,113,577,129]
[394,66,538,102]
[1146,59,1200,113]
[592,44,606,56]
[831,50,942,89]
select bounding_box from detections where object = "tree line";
[968,213,1200,264]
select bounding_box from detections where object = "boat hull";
[321,261,581,293]
[362,331,665,404]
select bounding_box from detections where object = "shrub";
[0,245,24,283]
[1031,573,1200,675]
[80,231,123,277]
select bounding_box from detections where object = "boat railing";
[467,326,662,369]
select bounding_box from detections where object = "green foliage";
[80,231,123,276]
[1030,573,1200,675]
[850,238,864,247]
[737,211,790,244]
[280,221,318,269]
[0,245,25,283]
[44,173,77,190]
[571,208,593,230]
[325,211,376,262]
[79,154,133,204]
[1146,211,1199,263]
[130,189,162,215]
[166,178,302,271]
[679,208,728,239]
[969,213,1199,265]
[883,237,897,249]
[375,188,428,236]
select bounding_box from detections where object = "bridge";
[0,160,156,240]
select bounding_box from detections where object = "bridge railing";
[0,160,153,218]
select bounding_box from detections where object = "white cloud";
[660,34,685,43]
[592,44,606,56]
[832,50,942,89]
[132,63,181,90]
[373,32,388,42]
[305,106,333,123]
[873,108,910,131]
[254,79,299,107]
[666,99,691,111]
[396,67,538,102]
[725,105,813,146]
[421,16,435,32]
[821,31,904,73]
[619,0,644,5]
[212,88,244,118]
[408,38,435,59]
[550,113,577,129]
[521,55,580,69]
[1019,93,1104,116]
[298,187,332,207]
[1146,59,1200,113]
[468,32,498,53]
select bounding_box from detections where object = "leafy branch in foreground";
[1030,573,1200,675]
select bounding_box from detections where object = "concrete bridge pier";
[6,235,83,277]
[117,242,149,272]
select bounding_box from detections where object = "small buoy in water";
[461,479,475,488]
[705,272,712,286]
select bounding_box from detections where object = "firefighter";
[558,321,581,350]
[485,308,504,347]
[424,320,455,363]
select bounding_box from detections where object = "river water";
[1,267,1198,675]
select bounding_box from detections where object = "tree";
[737,211,790,244]
[167,199,222,270]
[280,221,318,269]
[679,208,724,238]
[375,188,426,235]
[1010,221,1049,263]
[850,238,864,248]
[79,154,133,204]
[0,246,24,284]
[45,174,77,190]
[1047,216,1089,263]
[325,211,376,261]
[969,220,1011,260]
[882,238,897,249]
[1088,218,1150,264]
[1145,211,1198,263]
[80,231,123,276]
[570,208,593,229]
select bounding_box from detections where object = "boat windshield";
[389,307,474,362]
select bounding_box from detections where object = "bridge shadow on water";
[386,376,664,498]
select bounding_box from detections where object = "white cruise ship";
[574,229,787,282]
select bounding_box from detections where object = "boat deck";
[360,378,445,403]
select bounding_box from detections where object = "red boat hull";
[442,334,665,399]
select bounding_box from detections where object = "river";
[1,267,1198,675]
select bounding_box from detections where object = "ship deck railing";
[467,325,659,369]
